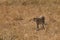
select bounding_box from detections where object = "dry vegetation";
[0,0,60,40]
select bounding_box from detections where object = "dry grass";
[0,0,60,40]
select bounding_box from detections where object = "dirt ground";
[0,0,60,40]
